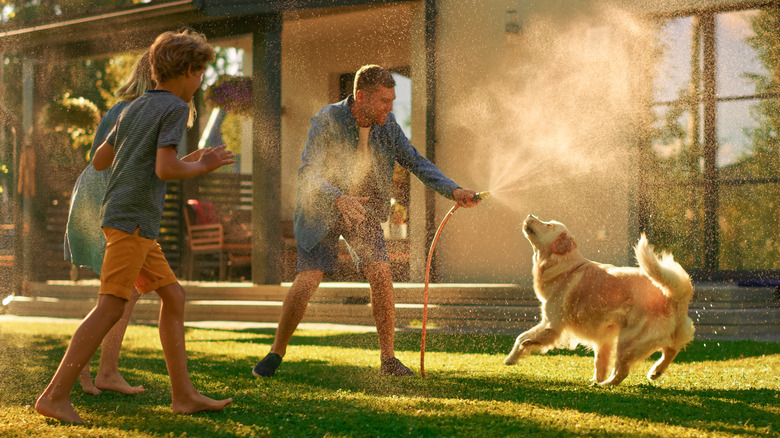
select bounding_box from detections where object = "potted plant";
[390,202,408,239]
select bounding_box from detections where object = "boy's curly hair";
[150,28,215,84]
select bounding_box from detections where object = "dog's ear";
[550,231,576,255]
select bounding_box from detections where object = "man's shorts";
[99,227,177,300]
[297,217,388,273]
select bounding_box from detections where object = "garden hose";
[421,191,489,378]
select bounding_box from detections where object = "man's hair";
[353,64,395,96]
[115,51,154,102]
[150,28,215,84]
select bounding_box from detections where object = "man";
[254,65,479,377]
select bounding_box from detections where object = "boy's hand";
[199,145,236,173]
[335,195,369,226]
[182,147,209,162]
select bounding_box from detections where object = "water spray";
[420,191,489,378]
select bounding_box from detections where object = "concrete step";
[691,283,778,309]
[23,280,778,306]
[5,281,778,340]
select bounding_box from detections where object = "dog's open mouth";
[523,222,534,235]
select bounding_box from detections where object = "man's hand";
[198,145,236,173]
[335,195,369,226]
[452,188,480,208]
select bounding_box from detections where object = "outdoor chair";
[183,200,252,281]
[183,200,225,281]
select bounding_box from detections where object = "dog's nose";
[523,220,535,235]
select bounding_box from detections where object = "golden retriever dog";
[503,215,695,386]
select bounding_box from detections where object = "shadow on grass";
[178,347,778,437]
[4,326,778,437]
[189,325,780,362]
[0,331,172,407]
[245,359,778,437]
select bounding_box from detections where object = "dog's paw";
[599,376,628,386]
[647,369,663,381]
[597,372,626,386]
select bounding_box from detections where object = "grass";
[0,317,778,437]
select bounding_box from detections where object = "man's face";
[363,85,395,126]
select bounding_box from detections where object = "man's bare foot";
[95,372,145,395]
[172,393,232,414]
[78,367,100,395]
[35,393,83,424]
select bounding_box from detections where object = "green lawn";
[0,316,777,437]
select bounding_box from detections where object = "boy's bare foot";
[95,373,146,395]
[35,393,83,424]
[78,367,101,395]
[172,393,233,414]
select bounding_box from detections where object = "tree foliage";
[1,1,137,25]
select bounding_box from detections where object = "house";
[0,0,777,336]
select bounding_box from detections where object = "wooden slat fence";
[36,170,409,283]
[188,172,252,245]
[159,181,184,275]
[37,170,254,282]
[42,165,82,281]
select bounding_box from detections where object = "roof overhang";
[0,1,204,59]
[0,0,417,60]
[192,0,416,16]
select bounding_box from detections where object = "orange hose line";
[420,203,459,378]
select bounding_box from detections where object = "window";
[645,6,780,279]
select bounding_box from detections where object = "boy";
[35,29,234,423]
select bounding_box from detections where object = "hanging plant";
[205,75,252,116]
[45,92,100,153]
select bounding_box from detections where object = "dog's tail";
[635,233,694,305]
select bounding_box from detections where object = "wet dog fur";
[503,215,695,385]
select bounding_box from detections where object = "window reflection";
[716,10,767,98]
[651,105,703,180]
[717,99,762,170]
[647,184,704,270]
[645,6,780,277]
[653,17,694,103]
[719,183,780,270]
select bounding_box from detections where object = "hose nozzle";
[472,191,490,202]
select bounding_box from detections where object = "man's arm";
[155,145,235,181]
[389,121,480,208]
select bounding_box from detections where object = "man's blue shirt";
[294,96,460,251]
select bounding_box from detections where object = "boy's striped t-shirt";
[101,89,189,240]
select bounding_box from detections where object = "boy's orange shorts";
[99,227,177,301]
